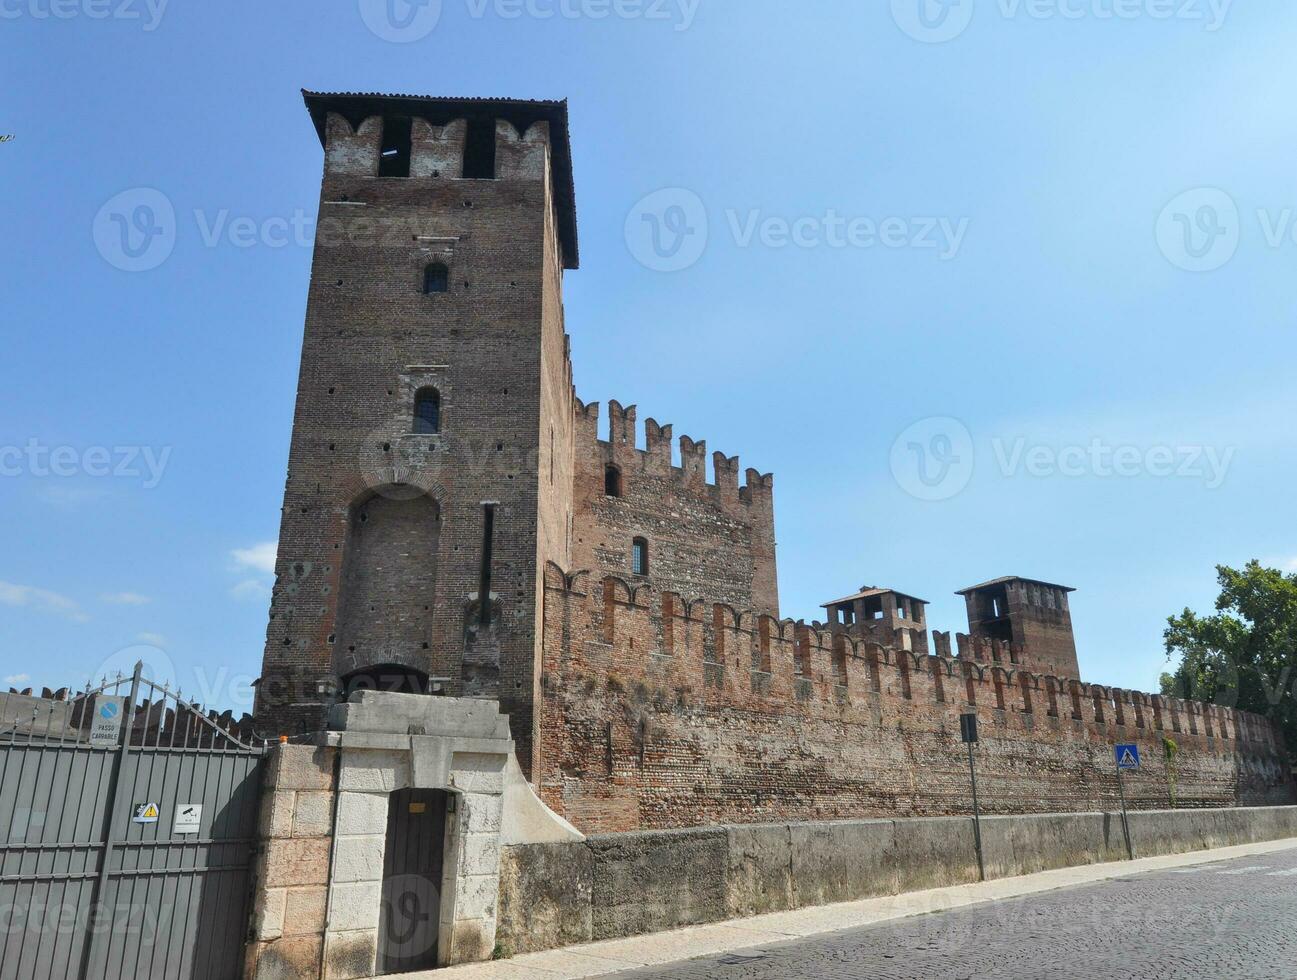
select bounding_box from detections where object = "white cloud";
[230,579,271,602]
[0,581,89,623]
[102,592,152,606]
[4,673,31,686]
[135,632,166,646]
[232,541,278,575]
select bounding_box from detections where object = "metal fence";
[0,663,267,980]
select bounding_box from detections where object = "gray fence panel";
[1,670,265,980]
[0,743,111,980]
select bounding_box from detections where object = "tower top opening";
[301,90,579,268]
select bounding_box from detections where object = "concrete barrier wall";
[496,805,1297,955]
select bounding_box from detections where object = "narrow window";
[379,116,412,178]
[478,504,496,627]
[414,388,440,434]
[604,464,622,498]
[423,263,449,294]
[631,537,649,576]
[462,117,497,179]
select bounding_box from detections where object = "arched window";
[414,388,440,434]
[423,263,449,294]
[604,464,622,498]
[631,537,649,576]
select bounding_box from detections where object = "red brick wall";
[536,571,1296,834]
[256,108,566,760]
[569,400,778,619]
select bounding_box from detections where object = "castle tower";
[957,576,1079,679]
[822,586,928,653]
[254,92,579,775]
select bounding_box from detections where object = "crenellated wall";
[535,566,1295,834]
[569,398,778,619]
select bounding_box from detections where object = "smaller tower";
[957,576,1079,679]
[822,586,929,654]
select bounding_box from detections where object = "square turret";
[823,586,929,653]
[957,576,1079,679]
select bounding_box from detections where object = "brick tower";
[957,576,1080,679]
[254,92,579,774]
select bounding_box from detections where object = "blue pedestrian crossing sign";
[1115,744,1141,770]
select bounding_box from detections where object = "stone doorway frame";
[322,694,515,978]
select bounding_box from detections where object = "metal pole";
[968,740,985,882]
[1116,763,1134,861]
[80,661,143,979]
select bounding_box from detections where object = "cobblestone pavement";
[598,848,1297,980]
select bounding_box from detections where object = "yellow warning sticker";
[133,803,160,824]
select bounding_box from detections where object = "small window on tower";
[631,537,649,576]
[604,465,622,498]
[414,388,440,434]
[423,263,449,294]
[379,117,412,178]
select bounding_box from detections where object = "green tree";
[1161,561,1297,763]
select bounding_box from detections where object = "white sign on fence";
[173,804,202,835]
[89,697,127,748]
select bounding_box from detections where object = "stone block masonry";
[246,694,583,978]
[246,745,338,980]
[494,806,1297,957]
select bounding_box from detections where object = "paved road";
[598,847,1297,980]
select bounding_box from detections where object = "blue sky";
[3,0,1295,714]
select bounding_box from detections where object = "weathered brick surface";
[535,573,1295,833]
[570,400,778,618]
[253,93,1295,842]
[255,97,577,780]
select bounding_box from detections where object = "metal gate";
[0,663,266,980]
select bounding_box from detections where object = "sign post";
[1114,743,1140,860]
[961,712,985,882]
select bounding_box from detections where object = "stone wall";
[245,745,338,980]
[496,805,1297,956]
[535,571,1295,833]
[246,694,582,979]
